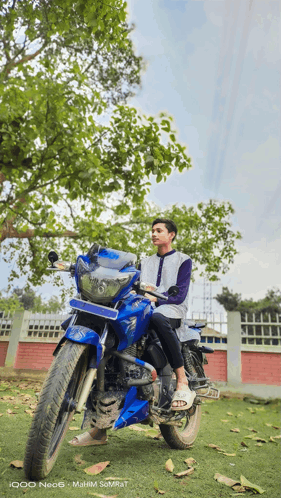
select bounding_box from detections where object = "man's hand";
[144,293,158,303]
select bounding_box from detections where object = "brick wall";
[0,342,9,367]
[203,350,227,382]
[14,342,57,371]
[241,351,281,386]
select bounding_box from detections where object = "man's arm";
[156,259,192,306]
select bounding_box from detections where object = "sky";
[126,0,281,313]
[0,0,280,315]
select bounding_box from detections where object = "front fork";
[75,324,108,413]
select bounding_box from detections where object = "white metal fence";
[1,309,281,347]
[0,310,14,339]
[241,311,281,347]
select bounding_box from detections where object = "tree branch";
[0,220,79,243]
[4,43,47,75]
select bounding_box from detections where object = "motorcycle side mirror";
[48,251,59,266]
[168,285,179,297]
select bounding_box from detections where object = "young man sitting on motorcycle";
[69,218,195,447]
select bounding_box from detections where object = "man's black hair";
[152,218,178,241]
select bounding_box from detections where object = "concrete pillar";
[5,310,31,367]
[227,311,241,385]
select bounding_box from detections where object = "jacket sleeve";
[156,258,192,306]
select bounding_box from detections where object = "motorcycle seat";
[184,320,206,329]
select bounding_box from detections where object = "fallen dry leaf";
[24,410,34,417]
[88,494,117,498]
[272,425,280,430]
[208,444,225,451]
[255,443,263,447]
[128,425,147,432]
[74,454,85,466]
[154,480,166,494]
[104,477,130,481]
[10,460,23,468]
[247,428,258,433]
[265,423,272,427]
[165,458,174,473]
[240,474,265,494]
[145,429,162,439]
[227,412,233,416]
[246,407,256,414]
[230,428,240,433]
[175,467,194,478]
[232,484,246,492]
[214,473,239,487]
[69,427,80,431]
[241,441,248,447]
[272,434,281,439]
[7,409,15,415]
[0,413,3,417]
[223,453,236,457]
[84,461,110,475]
[184,457,197,466]
[253,437,266,443]
[220,419,229,423]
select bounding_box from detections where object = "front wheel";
[24,341,88,480]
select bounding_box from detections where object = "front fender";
[65,325,103,367]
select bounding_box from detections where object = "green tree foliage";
[0,0,241,289]
[213,286,241,311]
[215,287,281,313]
[1,287,64,312]
[0,291,23,312]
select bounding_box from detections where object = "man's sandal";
[171,389,196,411]
[69,429,107,447]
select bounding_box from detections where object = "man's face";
[151,223,175,247]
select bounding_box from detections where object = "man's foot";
[171,385,196,411]
[69,428,107,446]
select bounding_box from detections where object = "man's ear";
[170,231,175,241]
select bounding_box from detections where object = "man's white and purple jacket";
[139,249,192,322]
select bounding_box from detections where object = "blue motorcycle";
[24,244,219,480]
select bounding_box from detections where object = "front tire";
[24,341,88,480]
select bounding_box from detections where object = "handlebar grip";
[145,290,168,301]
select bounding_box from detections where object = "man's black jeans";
[149,313,184,370]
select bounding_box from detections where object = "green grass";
[0,378,280,498]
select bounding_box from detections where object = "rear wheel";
[159,355,203,449]
[24,341,88,480]
[159,404,201,450]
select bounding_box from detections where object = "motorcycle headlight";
[80,269,133,303]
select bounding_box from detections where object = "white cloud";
[219,239,281,300]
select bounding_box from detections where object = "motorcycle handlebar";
[144,289,168,301]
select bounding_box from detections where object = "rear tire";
[159,355,203,449]
[159,404,201,449]
[24,341,88,480]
